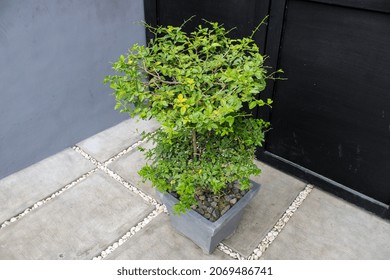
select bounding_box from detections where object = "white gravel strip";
[72,145,161,207]
[103,129,159,166]
[103,138,147,166]
[247,184,314,260]
[0,168,97,230]
[92,206,166,260]
[217,243,246,260]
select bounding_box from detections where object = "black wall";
[144,0,270,52]
[258,0,390,218]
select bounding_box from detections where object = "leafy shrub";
[104,18,281,213]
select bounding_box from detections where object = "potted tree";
[104,18,281,254]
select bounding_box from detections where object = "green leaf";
[248,101,257,109]
[114,102,121,110]
[226,116,234,126]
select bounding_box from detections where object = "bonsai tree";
[104,18,281,216]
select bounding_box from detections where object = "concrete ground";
[0,118,389,260]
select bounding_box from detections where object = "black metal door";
[144,0,271,53]
[257,0,390,218]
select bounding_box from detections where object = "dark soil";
[171,181,249,222]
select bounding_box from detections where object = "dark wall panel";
[0,0,145,178]
[266,0,390,204]
[145,0,270,52]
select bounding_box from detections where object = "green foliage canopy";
[104,19,280,213]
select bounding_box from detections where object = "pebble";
[199,195,205,201]
[212,209,220,219]
[206,207,213,214]
[221,205,231,216]
[229,198,237,205]
[210,201,217,208]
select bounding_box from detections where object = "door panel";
[261,0,390,213]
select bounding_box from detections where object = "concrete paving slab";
[77,117,159,162]
[261,188,390,259]
[107,213,232,260]
[108,141,157,201]
[0,171,154,260]
[223,160,307,257]
[0,148,94,223]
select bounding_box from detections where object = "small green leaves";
[103,18,279,214]
[176,94,187,103]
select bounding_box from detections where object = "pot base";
[156,180,260,254]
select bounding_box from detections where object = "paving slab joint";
[103,128,159,166]
[103,138,147,166]
[217,243,245,260]
[247,184,314,260]
[72,145,160,207]
[92,206,165,260]
[0,168,98,231]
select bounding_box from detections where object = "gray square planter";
[156,180,260,254]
